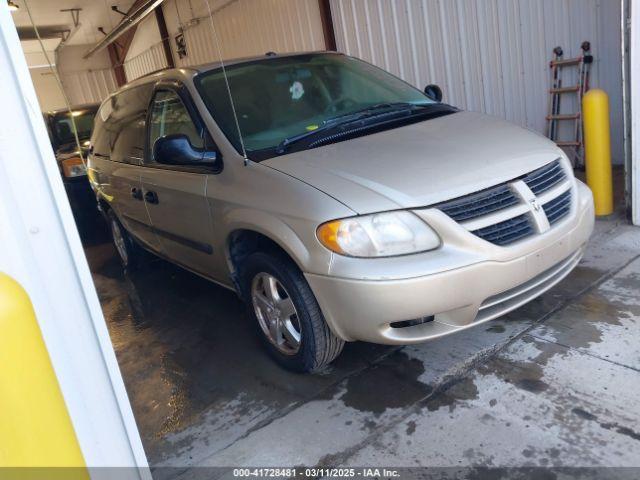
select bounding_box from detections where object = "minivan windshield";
[51,108,97,147]
[195,54,439,158]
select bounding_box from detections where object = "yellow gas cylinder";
[582,88,614,216]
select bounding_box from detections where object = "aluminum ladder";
[546,41,593,169]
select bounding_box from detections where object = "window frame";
[143,80,221,174]
[193,52,439,161]
[99,83,154,164]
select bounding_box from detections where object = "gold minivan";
[89,52,594,372]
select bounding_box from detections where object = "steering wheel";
[324,97,358,115]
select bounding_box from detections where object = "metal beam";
[108,43,127,87]
[154,5,174,68]
[318,0,337,51]
[83,0,166,59]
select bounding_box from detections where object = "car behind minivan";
[88,52,594,372]
[44,104,99,221]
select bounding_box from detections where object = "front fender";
[222,208,333,275]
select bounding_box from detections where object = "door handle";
[144,190,159,204]
[131,187,143,200]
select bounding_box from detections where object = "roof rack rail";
[134,66,173,80]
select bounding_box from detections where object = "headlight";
[317,211,440,258]
[61,157,86,177]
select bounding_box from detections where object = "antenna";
[203,0,249,166]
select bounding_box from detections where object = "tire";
[108,209,144,269]
[242,252,345,373]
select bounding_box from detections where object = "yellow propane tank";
[582,88,614,216]
[0,273,87,478]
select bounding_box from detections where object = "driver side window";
[148,90,203,163]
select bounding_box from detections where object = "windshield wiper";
[323,102,428,124]
[276,102,433,154]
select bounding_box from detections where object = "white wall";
[162,0,325,67]
[21,40,117,110]
[21,38,64,111]
[57,45,118,106]
[123,0,326,80]
[331,0,624,164]
[29,67,66,111]
[123,14,167,81]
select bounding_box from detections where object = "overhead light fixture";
[8,1,19,12]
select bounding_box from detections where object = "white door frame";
[0,5,149,476]
[632,0,640,225]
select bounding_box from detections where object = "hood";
[263,111,564,214]
[55,141,90,161]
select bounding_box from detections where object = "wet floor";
[81,206,640,476]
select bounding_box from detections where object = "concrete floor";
[81,194,640,477]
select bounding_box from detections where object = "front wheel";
[242,252,344,373]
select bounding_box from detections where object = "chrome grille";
[523,160,566,194]
[436,184,518,222]
[543,190,572,225]
[471,214,534,246]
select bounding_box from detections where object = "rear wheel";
[108,210,143,269]
[242,252,344,373]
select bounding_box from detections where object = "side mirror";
[424,84,443,102]
[153,134,222,171]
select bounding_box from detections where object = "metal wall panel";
[331,0,624,163]
[59,68,118,105]
[123,42,168,81]
[122,13,168,82]
[631,0,639,224]
[165,0,326,68]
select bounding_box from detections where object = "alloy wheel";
[251,272,301,355]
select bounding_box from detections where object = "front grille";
[523,160,566,194]
[436,184,518,222]
[434,158,572,247]
[543,189,572,225]
[471,214,534,246]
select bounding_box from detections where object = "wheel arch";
[224,211,315,298]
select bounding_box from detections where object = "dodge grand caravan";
[88,52,594,372]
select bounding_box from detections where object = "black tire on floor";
[242,251,345,373]
[107,209,144,270]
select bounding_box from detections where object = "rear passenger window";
[147,90,203,162]
[91,101,113,157]
[109,84,153,164]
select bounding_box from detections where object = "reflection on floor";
[80,166,640,475]
[85,228,393,464]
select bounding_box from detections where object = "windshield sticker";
[306,125,319,131]
[289,81,305,101]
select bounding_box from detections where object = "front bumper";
[305,181,594,344]
[64,177,97,218]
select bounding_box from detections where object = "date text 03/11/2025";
[232,468,401,477]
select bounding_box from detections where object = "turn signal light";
[316,220,345,255]
[61,157,86,178]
